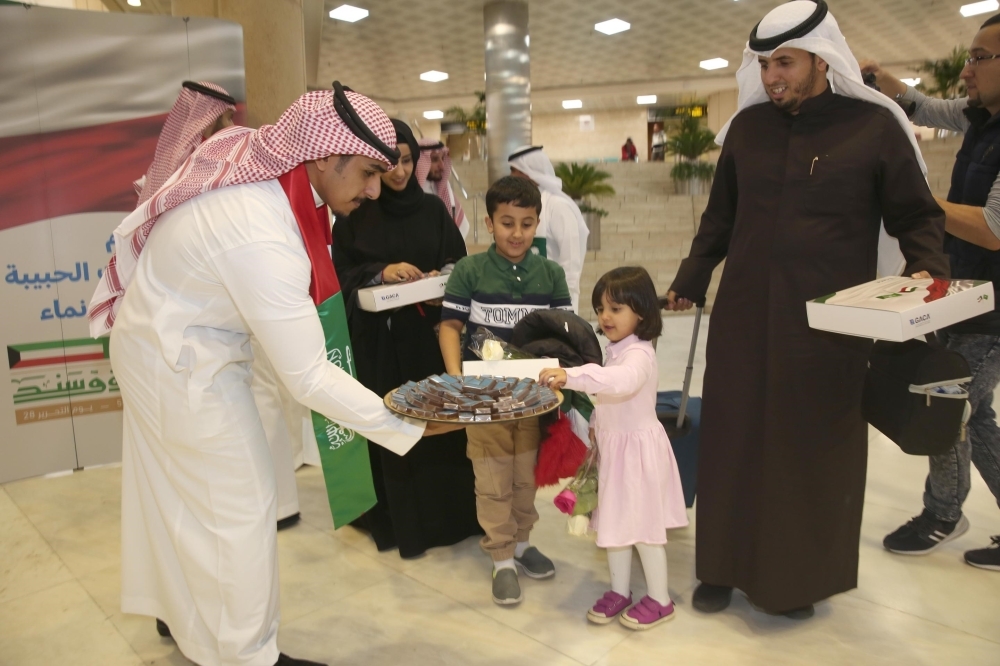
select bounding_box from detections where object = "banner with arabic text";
[0,4,245,483]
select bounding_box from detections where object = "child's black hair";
[485,175,543,218]
[592,266,663,341]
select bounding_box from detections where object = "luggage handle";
[676,306,704,428]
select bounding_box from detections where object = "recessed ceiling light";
[961,0,999,17]
[420,70,449,83]
[423,110,444,120]
[127,0,141,6]
[700,58,729,70]
[901,77,922,86]
[595,19,630,35]
[636,95,657,105]
[329,4,368,22]
[562,99,583,109]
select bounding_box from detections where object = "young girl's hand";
[539,367,567,390]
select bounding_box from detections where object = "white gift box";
[805,277,994,342]
[463,358,559,380]
[356,274,449,312]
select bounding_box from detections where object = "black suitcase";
[655,306,703,508]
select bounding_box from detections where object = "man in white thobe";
[414,138,470,238]
[132,80,307,526]
[90,85,457,666]
[508,146,590,312]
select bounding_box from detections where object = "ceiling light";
[420,70,449,83]
[595,19,630,35]
[700,58,729,70]
[329,4,368,22]
[901,77,921,86]
[961,1,999,17]
[127,0,141,5]
[423,110,444,120]
[562,99,583,109]
[636,95,657,105]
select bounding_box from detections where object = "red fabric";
[0,104,249,234]
[923,278,950,303]
[0,113,168,232]
[535,412,588,487]
[277,164,339,305]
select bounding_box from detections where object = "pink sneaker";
[619,595,675,630]
[586,590,632,624]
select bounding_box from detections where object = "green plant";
[445,91,487,135]
[670,161,715,181]
[578,201,609,218]
[666,116,717,161]
[553,162,616,199]
[916,46,969,99]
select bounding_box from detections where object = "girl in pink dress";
[540,267,688,630]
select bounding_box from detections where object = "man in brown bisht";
[664,0,950,619]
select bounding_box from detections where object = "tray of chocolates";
[384,374,562,423]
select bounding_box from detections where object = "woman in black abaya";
[333,119,481,557]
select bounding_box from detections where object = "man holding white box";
[862,14,1000,571]
[662,0,950,618]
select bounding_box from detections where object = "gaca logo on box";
[909,314,931,326]
[380,293,400,302]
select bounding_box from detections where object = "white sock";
[514,541,530,558]
[607,546,633,597]
[635,542,669,605]
[494,558,516,572]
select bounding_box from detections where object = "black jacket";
[511,310,602,368]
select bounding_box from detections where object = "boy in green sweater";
[439,176,572,605]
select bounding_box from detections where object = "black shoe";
[883,509,969,555]
[277,512,301,531]
[692,582,733,613]
[781,604,815,620]
[964,536,1000,571]
[274,654,327,666]
[155,618,172,638]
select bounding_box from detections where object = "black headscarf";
[378,119,424,217]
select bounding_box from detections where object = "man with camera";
[861,12,1000,573]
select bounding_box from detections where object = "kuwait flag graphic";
[7,338,110,370]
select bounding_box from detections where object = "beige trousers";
[466,417,541,561]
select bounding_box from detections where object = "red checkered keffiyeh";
[134,81,236,206]
[89,88,397,337]
[414,138,466,231]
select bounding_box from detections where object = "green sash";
[530,237,547,258]
[312,292,377,528]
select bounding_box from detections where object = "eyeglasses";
[965,54,1000,67]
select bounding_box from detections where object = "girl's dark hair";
[592,266,663,341]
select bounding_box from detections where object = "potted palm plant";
[666,115,717,195]
[445,91,487,160]
[916,46,969,99]
[554,162,616,250]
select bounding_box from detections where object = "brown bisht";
[670,88,949,612]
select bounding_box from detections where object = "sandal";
[587,590,632,624]
[619,595,675,630]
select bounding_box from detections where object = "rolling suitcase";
[655,306,703,508]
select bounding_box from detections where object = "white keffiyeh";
[720,0,921,276]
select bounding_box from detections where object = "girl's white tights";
[607,543,670,606]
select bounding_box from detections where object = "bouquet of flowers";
[553,438,599,518]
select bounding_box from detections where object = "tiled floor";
[2,316,999,665]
